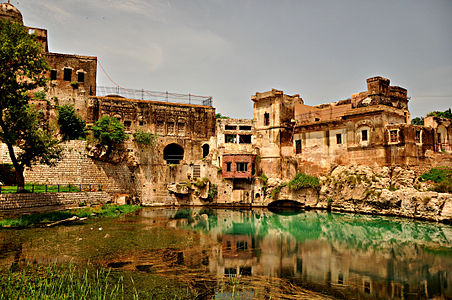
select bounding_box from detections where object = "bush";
[91,116,128,157]
[133,131,157,145]
[57,104,86,140]
[420,167,452,193]
[288,172,320,191]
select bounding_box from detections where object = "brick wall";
[0,191,111,215]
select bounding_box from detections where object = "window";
[77,72,85,83]
[237,241,248,251]
[177,123,185,136]
[225,134,236,143]
[240,267,252,276]
[156,121,165,134]
[239,135,251,144]
[167,122,175,135]
[50,70,57,80]
[315,117,320,122]
[202,144,209,158]
[123,121,131,129]
[264,113,270,126]
[336,134,342,144]
[415,130,421,143]
[390,130,398,143]
[295,139,302,154]
[225,268,236,275]
[63,68,72,81]
[239,125,252,131]
[225,125,236,130]
[338,272,344,285]
[236,162,248,172]
[226,162,232,172]
[364,281,371,294]
[361,129,368,142]
[225,241,232,250]
[139,121,144,126]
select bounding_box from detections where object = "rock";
[267,178,281,188]
[167,183,189,195]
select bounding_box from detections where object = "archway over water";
[268,200,304,215]
[163,143,184,164]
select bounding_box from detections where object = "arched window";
[202,144,209,158]
[163,143,184,164]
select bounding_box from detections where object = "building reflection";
[161,208,452,299]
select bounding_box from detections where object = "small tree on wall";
[91,116,127,158]
[57,104,86,140]
[0,20,61,191]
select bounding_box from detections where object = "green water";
[1,208,451,299]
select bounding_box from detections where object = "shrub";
[288,172,320,191]
[258,173,268,186]
[91,116,127,158]
[133,131,157,145]
[420,167,451,183]
[33,91,46,100]
[57,104,86,140]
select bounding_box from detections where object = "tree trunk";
[6,143,25,192]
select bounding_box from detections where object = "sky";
[12,0,452,119]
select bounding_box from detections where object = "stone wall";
[0,191,111,215]
[23,140,135,196]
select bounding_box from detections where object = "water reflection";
[153,208,452,299]
[0,208,451,299]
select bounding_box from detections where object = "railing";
[0,184,103,194]
[96,86,213,107]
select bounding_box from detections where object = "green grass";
[0,262,197,300]
[288,172,320,191]
[0,184,82,194]
[0,204,141,228]
[419,167,452,193]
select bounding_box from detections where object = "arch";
[202,144,210,158]
[268,200,304,215]
[163,143,184,164]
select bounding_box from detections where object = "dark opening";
[139,121,144,126]
[239,125,252,131]
[163,143,184,164]
[315,117,320,122]
[240,267,252,276]
[202,144,209,158]
[226,162,232,172]
[225,134,236,143]
[123,120,131,129]
[264,113,270,126]
[415,130,421,143]
[390,130,398,143]
[236,162,248,172]
[225,125,236,130]
[364,281,371,293]
[362,129,368,142]
[225,240,232,250]
[239,135,252,144]
[78,72,85,83]
[336,134,342,144]
[50,70,57,80]
[225,268,236,275]
[295,139,302,154]
[63,68,72,81]
[338,272,344,285]
[237,241,248,251]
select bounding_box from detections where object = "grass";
[419,167,452,193]
[0,262,197,300]
[288,172,320,191]
[0,184,84,194]
[0,204,141,228]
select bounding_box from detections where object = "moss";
[420,167,452,193]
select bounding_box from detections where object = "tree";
[427,108,452,120]
[57,104,86,140]
[411,117,424,125]
[91,116,127,158]
[0,19,61,191]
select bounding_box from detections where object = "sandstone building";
[0,2,451,206]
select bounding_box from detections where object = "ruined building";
[1,3,451,205]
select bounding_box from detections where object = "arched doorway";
[163,143,184,164]
[202,144,209,158]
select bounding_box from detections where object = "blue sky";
[13,0,452,118]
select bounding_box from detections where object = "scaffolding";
[96,86,213,107]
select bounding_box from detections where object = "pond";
[1,207,451,299]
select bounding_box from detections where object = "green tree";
[411,117,424,125]
[91,116,127,158]
[0,20,61,191]
[427,108,452,119]
[57,104,86,140]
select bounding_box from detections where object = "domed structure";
[0,2,23,24]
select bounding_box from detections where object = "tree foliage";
[411,117,424,126]
[427,108,452,120]
[57,104,86,140]
[133,130,157,145]
[91,116,127,157]
[0,20,61,190]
